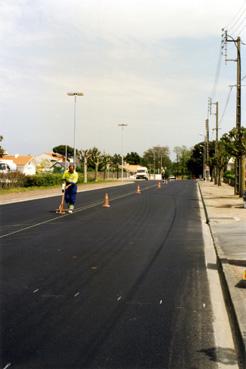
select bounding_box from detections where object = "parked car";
[0,162,11,174]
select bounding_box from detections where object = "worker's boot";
[68,204,74,214]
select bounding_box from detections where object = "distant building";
[34,152,67,172]
[227,157,235,172]
[123,163,141,175]
[3,155,36,175]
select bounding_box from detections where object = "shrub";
[0,172,26,188]
[24,173,84,187]
[24,173,63,187]
[223,170,235,187]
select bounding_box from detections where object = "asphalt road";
[0,180,218,369]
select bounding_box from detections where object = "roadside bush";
[24,173,61,187]
[223,171,235,187]
[24,173,84,187]
[0,170,113,189]
[0,172,26,188]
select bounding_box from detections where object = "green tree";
[111,154,121,179]
[187,141,215,179]
[173,146,192,179]
[124,152,141,165]
[143,146,171,173]
[214,141,230,186]
[221,127,246,158]
[79,149,92,183]
[101,153,112,180]
[187,142,203,178]
[53,145,74,158]
[88,147,103,182]
[0,136,5,157]
[221,127,246,194]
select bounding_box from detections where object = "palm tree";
[101,153,112,180]
[88,147,103,182]
[80,149,91,184]
[111,154,121,179]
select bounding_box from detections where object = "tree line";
[52,145,173,182]
[187,127,246,185]
[1,128,245,185]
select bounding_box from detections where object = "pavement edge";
[198,182,246,369]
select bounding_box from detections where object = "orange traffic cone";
[243,270,246,280]
[103,193,110,208]
[136,184,141,194]
[157,181,161,189]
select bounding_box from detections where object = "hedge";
[0,172,26,188]
[0,172,84,188]
[23,173,84,187]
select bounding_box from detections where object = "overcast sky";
[1,0,246,158]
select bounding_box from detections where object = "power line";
[231,16,246,36]
[219,86,233,125]
[210,45,222,100]
[237,23,246,36]
[228,3,246,32]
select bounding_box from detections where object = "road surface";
[0,180,237,368]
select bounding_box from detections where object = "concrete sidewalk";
[199,180,246,368]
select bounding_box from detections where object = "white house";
[3,155,36,175]
[227,157,235,172]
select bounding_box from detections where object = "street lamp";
[67,92,84,166]
[118,123,128,181]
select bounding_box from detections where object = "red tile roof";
[3,155,33,166]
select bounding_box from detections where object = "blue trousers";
[65,183,77,205]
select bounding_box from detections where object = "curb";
[198,182,246,369]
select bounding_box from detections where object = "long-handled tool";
[56,185,66,214]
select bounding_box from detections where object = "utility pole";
[215,102,219,184]
[153,150,156,179]
[65,145,68,169]
[205,118,210,180]
[210,101,219,184]
[118,123,128,181]
[223,30,243,195]
[236,37,243,196]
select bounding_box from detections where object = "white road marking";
[0,184,157,239]
[3,363,12,369]
[74,292,80,297]
[33,289,39,294]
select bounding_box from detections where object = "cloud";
[0,0,245,156]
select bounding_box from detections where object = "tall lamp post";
[67,92,84,166]
[118,123,128,181]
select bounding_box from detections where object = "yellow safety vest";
[62,170,78,184]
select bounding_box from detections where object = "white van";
[135,167,149,180]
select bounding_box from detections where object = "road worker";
[62,164,78,213]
